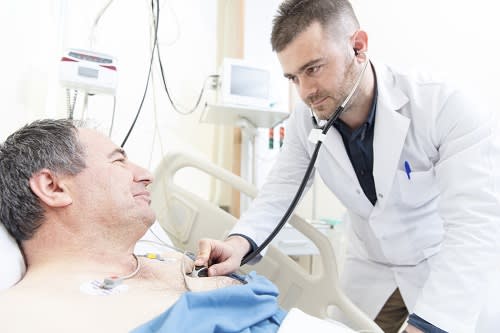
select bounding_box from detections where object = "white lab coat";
[231,63,500,332]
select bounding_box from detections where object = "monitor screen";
[230,65,270,100]
[218,58,273,108]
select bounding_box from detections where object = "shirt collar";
[364,75,378,129]
[334,70,378,138]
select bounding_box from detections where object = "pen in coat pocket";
[404,160,412,180]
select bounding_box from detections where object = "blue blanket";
[131,272,287,333]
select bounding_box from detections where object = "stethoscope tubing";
[240,55,370,266]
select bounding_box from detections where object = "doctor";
[196,0,500,332]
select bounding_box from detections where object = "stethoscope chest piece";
[189,265,209,278]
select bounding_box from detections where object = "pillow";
[0,223,26,290]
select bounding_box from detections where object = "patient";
[0,119,354,333]
[0,120,249,332]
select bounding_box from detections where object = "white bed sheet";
[279,308,356,333]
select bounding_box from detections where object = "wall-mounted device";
[201,57,288,129]
[59,48,118,95]
[217,57,272,108]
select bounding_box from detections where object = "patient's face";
[67,129,156,233]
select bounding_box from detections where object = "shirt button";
[378,193,383,198]
[356,189,361,194]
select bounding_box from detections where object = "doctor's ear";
[351,30,368,56]
[29,169,73,208]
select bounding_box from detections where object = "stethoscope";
[239,52,371,266]
[186,53,371,277]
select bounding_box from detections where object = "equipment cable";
[120,0,159,148]
[157,44,219,115]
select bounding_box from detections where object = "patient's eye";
[113,157,126,164]
[112,154,127,165]
[109,148,128,165]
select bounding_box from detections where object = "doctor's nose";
[297,78,319,103]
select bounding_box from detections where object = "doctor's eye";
[305,64,323,76]
[286,75,299,85]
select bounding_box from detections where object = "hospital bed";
[150,151,383,333]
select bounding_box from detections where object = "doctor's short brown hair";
[271,0,360,52]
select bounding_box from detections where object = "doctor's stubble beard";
[307,59,361,120]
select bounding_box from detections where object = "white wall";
[0,1,61,131]
[353,0,499,106]
[1,1,499,220]
[0,0,219,200]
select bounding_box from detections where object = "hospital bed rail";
[150,151,383,333]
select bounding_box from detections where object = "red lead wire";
[269,128,274,149]
[279,126,285,147]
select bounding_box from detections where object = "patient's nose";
[131,162,154,185]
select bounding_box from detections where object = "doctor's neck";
[338,64,376,130]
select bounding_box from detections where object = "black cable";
[120,0,159,148]
[240,105,344,266]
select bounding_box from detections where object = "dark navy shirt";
[333,86,378,205]
[408,313,447,333]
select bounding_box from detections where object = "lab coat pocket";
[397,168,439,207]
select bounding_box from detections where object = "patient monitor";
[217,57,272,108]
[59,48,118,96]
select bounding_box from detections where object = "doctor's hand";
[195,236,251,276]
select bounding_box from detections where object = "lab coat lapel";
[372,66,410,210]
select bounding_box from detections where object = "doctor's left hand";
[195,236,250,276]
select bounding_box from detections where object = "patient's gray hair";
[0,119,86,241]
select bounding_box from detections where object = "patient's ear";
[29,169,72,208]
